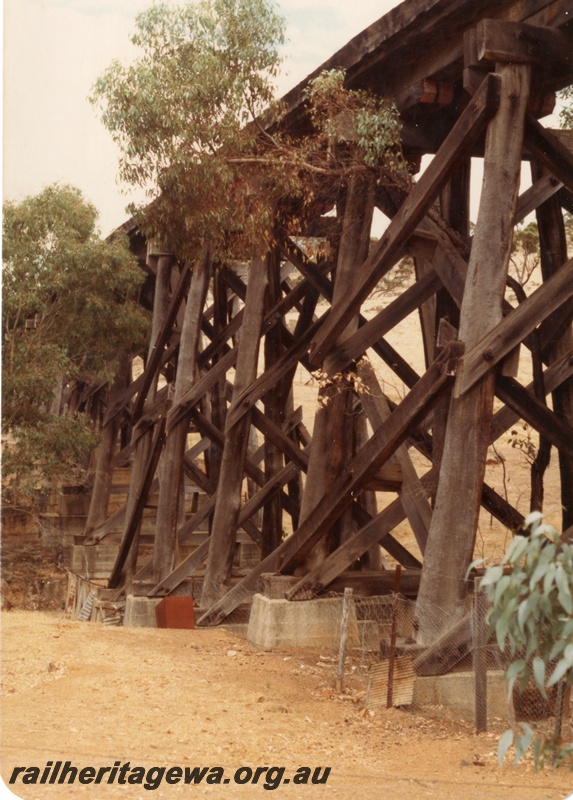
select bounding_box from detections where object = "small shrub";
[474,512,573,769]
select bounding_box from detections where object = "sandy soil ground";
[1,611,572,800]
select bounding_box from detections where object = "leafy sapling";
[473,512,573,769]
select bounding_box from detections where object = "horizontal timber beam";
[476,19,571,66]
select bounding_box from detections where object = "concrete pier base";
[247,593,360,650]
[124,595,162,627]
[259,574,300,599]
[413,670,511,720]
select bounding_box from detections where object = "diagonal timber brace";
[197,341,462,626]
[308,73,502,364]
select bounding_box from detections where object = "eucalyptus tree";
[90,0,288,256]
[2,183,149,506]
[89,0,407,256]
[90,0,407,588]
[477,513,573,769]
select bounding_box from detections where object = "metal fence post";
[336,587,353,691]
[473,576,488,732]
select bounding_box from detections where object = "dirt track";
[1,611,571,800]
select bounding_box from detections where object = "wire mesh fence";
[68,564,571,755]
[315,588,571,747]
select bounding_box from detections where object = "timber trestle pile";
[78,0,573,643]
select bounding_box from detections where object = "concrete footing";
[259,574,300,599]
[123,595,162,627]
[247,592,360,650]
[413,669,510,720]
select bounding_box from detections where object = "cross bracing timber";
[70,0,573,646]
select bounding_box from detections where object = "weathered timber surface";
[74,0,573,625]
[525,116,573,194]
[108,417,166,589]
[132,264,191,424]
[308,73,501,364]
[358,359,433,553]
[285,491,418,601]
[489,349,573,445]
[299,172,376,570]
[495,375,573,458]
[327,570,421,598]
[514,173,563,223]
[476,19,571,66]
[190,404,299,518]
[170,309,324,436]
[455,258,573,396]
[278,0,569,132]
[153,250,211,583]
[534,164,573,529]
[84,359,130,536]
[431,162,469,470]
[413,614,472,676]
[120,253,174,583]
[200,256,269,609]
[197,343,460,626]
[327,269,443,374]
[262,250,286,557]
[415,63,532,645]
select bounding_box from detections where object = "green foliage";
[90,3,408,259]
[2,183,149,503]
[509,221,540,288]
[2,417,98,504]
[90,0,286,256]
[558,85,573,129]
[304,69,407,175]
[476,513,573,769]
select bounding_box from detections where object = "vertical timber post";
[416,64,532,643]
[84,356,130,536]
[386,565,402,708]
[122,249,174,585]
[336,587,353,692]
[533,166,573,529]
[299,172,375,569]
[432,161,470,470]
[206,269,229,497]
[262,248,285,558]
[354,407,382,570]
[152,249,211,583]
[200,254,269,610]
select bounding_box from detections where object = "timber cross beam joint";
[476,19,571,67]
[454,258,573,398]
[463,20,571,104]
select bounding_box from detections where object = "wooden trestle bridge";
[76,0,573,643]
